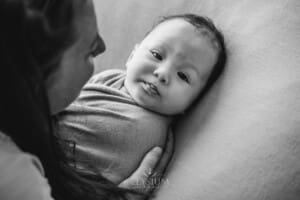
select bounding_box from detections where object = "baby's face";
[124,18,218,115]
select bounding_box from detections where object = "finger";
[119,147,162,189]
[133,146,163,180]
[153,128,174,175]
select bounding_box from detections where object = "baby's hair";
[149,13,227,113]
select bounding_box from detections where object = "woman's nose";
[153,67,170,84]
[90,34,106,56]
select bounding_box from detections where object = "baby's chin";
[125,85,182,116]
[140,102,180,117]
[134,99,164,115]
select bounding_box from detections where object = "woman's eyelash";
[150,50,163,60]
[88,34,106,57]
[177,72,189,83]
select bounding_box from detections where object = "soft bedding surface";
[93,0,300,199]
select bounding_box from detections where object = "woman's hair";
[150,14,227,113]
[0,0,132,199]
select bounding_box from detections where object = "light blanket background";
[93,0,300,199]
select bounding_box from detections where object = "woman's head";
[0,0,128,199]
[23,0,106,114]
[44,0,106,114]
[1,0,103,114]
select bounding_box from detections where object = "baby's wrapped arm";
[119,128,174,199]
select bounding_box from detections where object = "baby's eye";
[177,72,189,83]
[150,50,163,61]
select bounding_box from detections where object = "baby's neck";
[120,84,173,124]
[120,85,130,95]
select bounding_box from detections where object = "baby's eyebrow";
[153,39,170,50]
[184,62,197,70]
[183,63,200,77]
[184,63,212,82]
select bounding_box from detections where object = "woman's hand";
[119,128,174,199]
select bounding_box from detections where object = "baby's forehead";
[196,28,220,52]
[150,18,220,52]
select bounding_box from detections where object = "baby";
[55,13,226,184]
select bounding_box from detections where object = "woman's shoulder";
[0,131,45,175]
[0,131,54,200]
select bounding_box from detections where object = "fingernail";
[153,147,162,155]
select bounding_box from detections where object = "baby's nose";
[153,68,170,84]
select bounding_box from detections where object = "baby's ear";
[126,44,139,67]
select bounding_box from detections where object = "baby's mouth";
[142,81,160,96]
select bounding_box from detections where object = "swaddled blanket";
[56,69,169,183]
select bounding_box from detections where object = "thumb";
[119,147,162,189]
